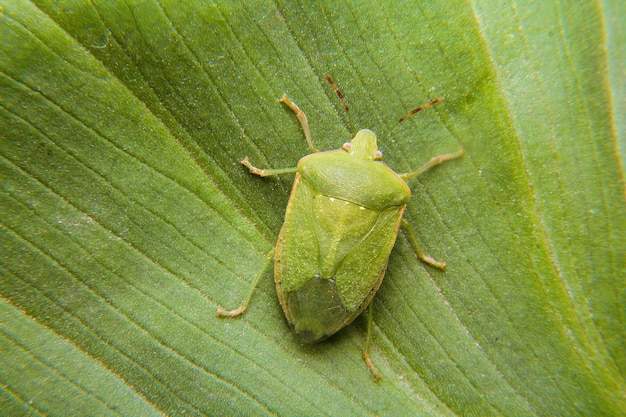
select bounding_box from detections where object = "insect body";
[218,77,463,379]
[275,129,411,344]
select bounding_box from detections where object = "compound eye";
[374,150,383,160]
[342,142,352,152]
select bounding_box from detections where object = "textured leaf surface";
[1,1,624,416]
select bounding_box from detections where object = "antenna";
[380,97,444,142]
[398,97,443,122]
[324,74,355,134]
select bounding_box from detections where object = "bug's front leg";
[279,94,317,153]
[400,149,464,180]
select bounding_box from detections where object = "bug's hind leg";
[217,249,275,318]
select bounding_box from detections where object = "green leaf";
[1,1,624,416]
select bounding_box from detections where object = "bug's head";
[342,129,383,161]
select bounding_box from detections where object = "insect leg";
[362,302,382,381]
[401,219,446,270]
[240,157,298,177]
[279,94,318,153]
[400,149,464,180]
[217,249,275,318]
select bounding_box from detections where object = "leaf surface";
[1,1,624,415]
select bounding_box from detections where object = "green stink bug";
[218,76,463,379]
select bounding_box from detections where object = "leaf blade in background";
[1,1,624,416]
